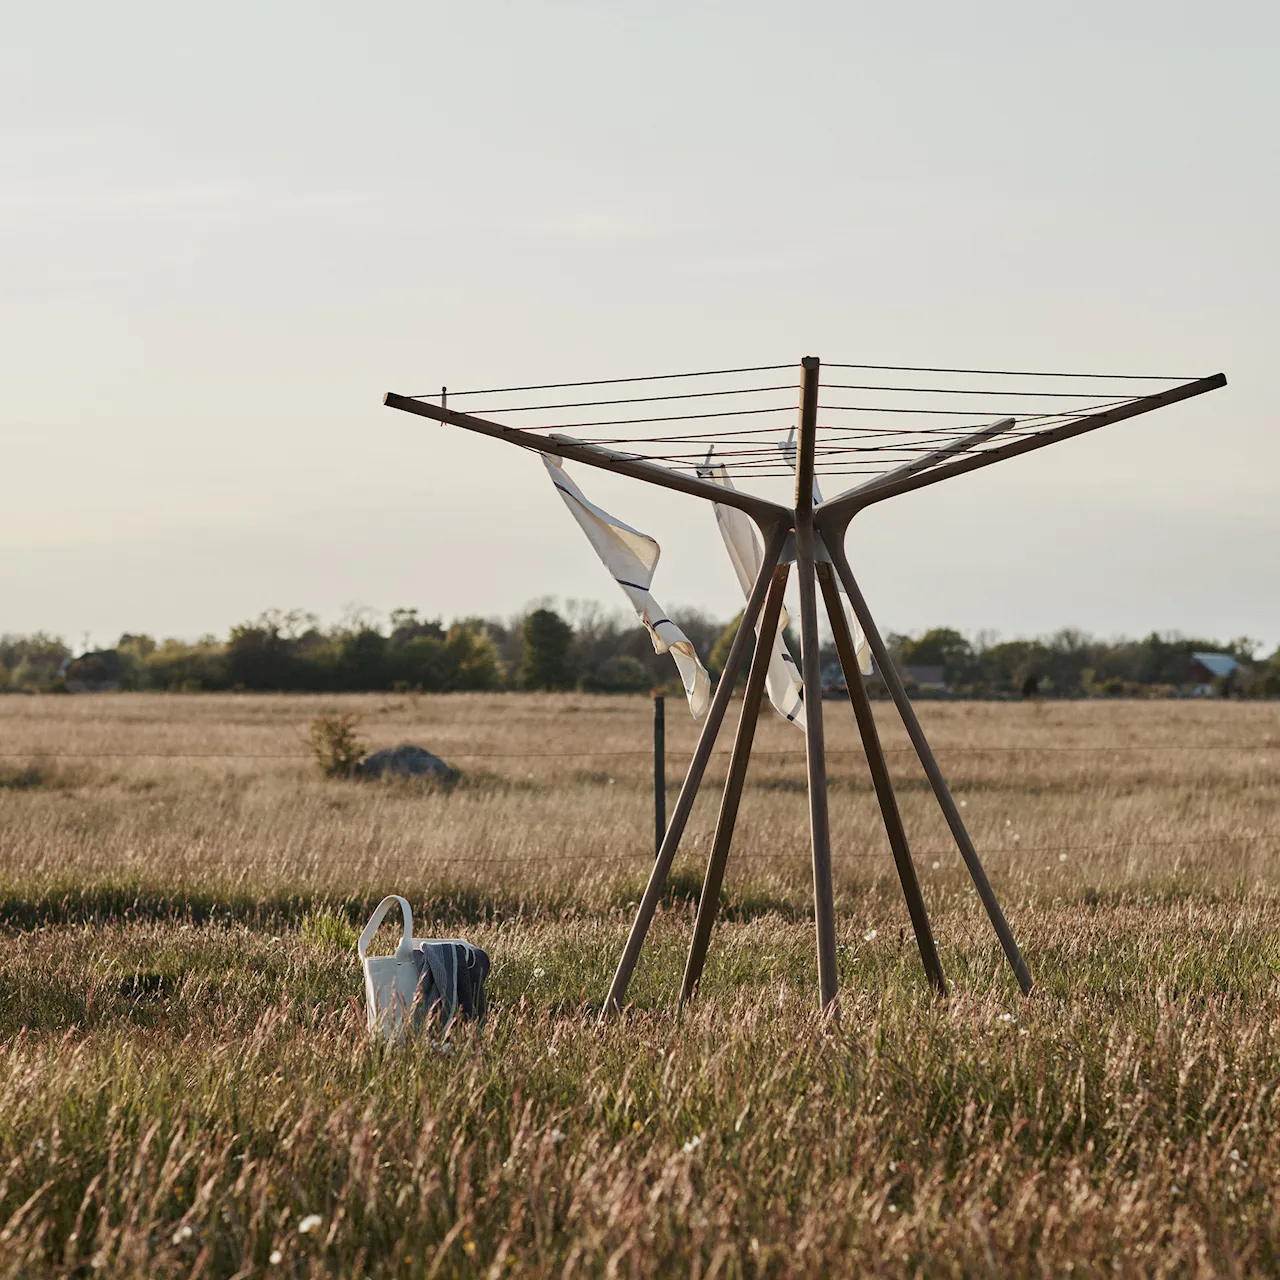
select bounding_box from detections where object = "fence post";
[653,694,666,858]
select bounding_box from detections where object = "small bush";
[579,656,652,693]
[0,766,44,791]
[300,905,359,950]
[308,712,366,779]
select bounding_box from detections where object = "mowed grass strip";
[0,693,1278,1275]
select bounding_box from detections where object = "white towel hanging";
[542,454,711,718]
[696,459,806,729]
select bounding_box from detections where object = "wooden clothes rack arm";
[384,392,792,530]
[814,373,1226,531]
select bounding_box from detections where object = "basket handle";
[358,895,414,961]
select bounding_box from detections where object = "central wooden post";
[795,357,840,1014]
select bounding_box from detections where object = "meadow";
[1,691,1278,1277]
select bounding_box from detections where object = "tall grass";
[0,693,1278,1275]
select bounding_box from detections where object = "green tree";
[1,633,70,690]
[708,611,745,679]
[520,608,574,690]
[337,626,389,691]
[707,611,795,688]
[445,622,505,691]
[899,627,974,686]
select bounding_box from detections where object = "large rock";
[355,744,458,784]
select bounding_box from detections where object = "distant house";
[60,650,123,693]
[904,665,947,692]
[1186,652,1241,696]
[829,661,949,695]
[820,661,847,694]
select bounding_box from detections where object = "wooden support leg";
[795,544,839,1014]
[792,356,839,1016]
[816,562,946,996]
[601,523,790,1019]
[680,562,792,1005]
[826,540,1034,995]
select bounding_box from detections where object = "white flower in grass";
[550,1129,566,1144]
[997,1013,1016,1024]
[682,1135,703,1154]
[298,1214,323,1235]
[863,929,878,942]
[533,967,546,978]
[269,1250,283,1265]
[931,862,941,871]
[1059,854,1068,863]
[171,1224,193,1244]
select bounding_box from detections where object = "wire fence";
[373,830,1280,869]
[2,737,1274,868]
[3,743,1276,760]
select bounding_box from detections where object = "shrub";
[579,656,652,693]
[299,906,359,950]
[308,712,366,779]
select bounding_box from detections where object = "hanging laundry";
[779,431,873,676]
[695,459,806,730]
[542,455,711,718]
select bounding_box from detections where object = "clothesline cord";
[822,383,1159,398]
[487,398,1138,433]
[406,359,1197,402]
[406,363,795,398]
[825,362,1198,380]
[464,385,799,414]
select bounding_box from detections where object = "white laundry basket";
[358,895,421,1040]
[358,895,491,1042]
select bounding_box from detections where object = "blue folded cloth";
[411,940,490,1034]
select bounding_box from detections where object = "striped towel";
[542,454,711,717]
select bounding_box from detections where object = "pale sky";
[3,1,1276,653]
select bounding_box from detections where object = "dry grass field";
[1,691,1279,1277]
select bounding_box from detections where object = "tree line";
[2,609,1277,697]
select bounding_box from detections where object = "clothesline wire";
[466,385,799,413]
[409,361,1197,400]
[488,397,1140,434]
[461,385,1159,415]
[589,414,1077,447]
[822,383,1156,398]
[644,440,1041,466]
[518,408,1103,473]
[594,422,1054,446]
[523,425,1099,465]
[817,401,1133,417]
[825,362,1197,380]
[406,363,795,398]
[611,420,1077,452]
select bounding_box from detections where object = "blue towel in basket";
[411,941,490,1034]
